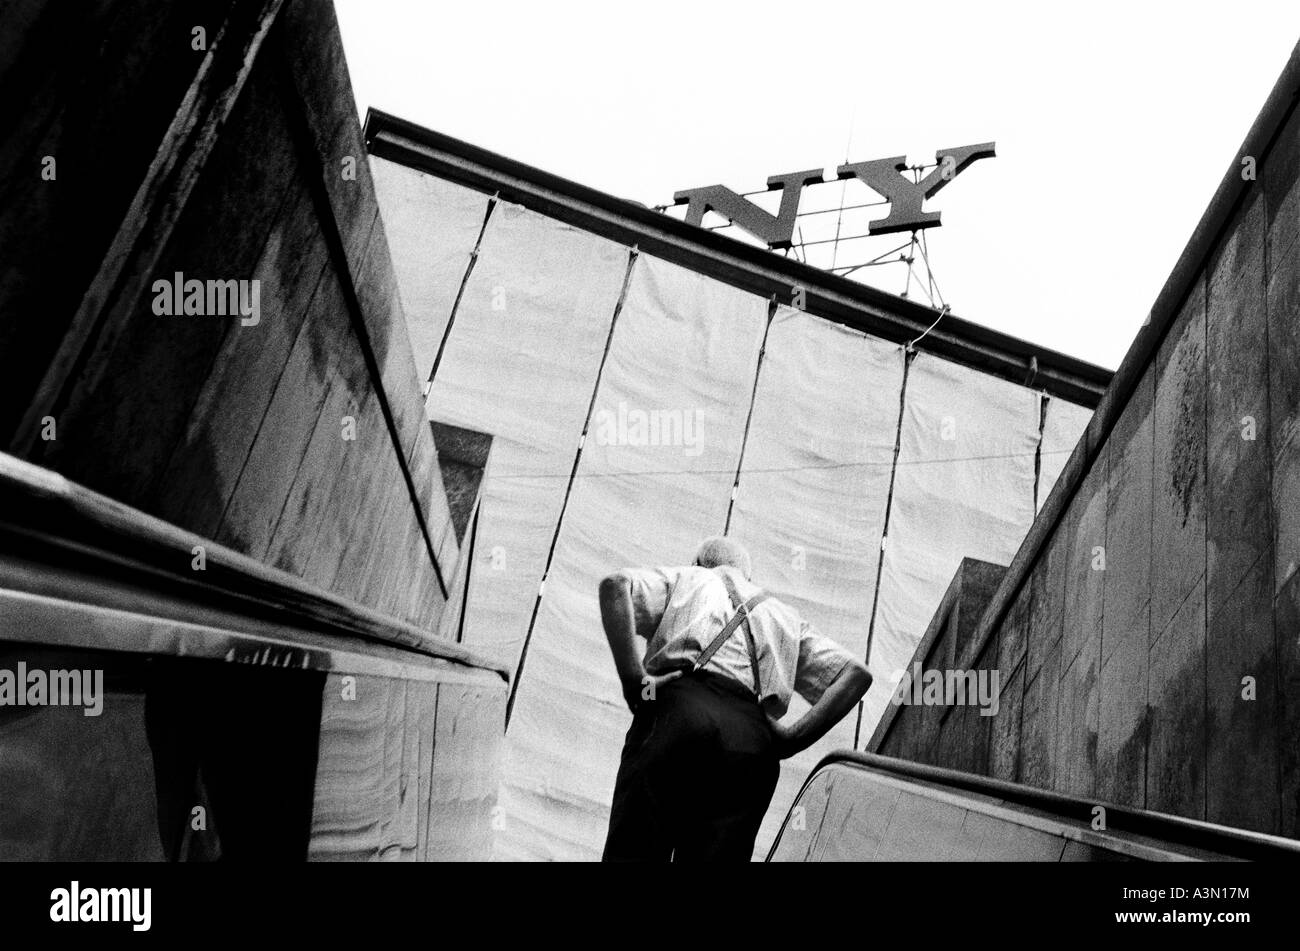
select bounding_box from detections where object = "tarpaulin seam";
[853,345,913,748]
[428,194,498,385]
[724,297,778,535]
[503,246,641,730]
[1033,393,1049,512]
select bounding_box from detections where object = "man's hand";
[764,713,800,760]
[762,661,872,759]
[623,670,683,714]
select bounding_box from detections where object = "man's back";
[625,564,854,719]
[599,540,872,862]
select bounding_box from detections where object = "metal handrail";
[0,452,508,680]
[768,749,1300,861]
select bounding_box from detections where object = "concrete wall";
[0,0,507,859]
[1,0,458,631]
[872,44,1300,838]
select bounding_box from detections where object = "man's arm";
[766,660,871,759]
[598,571,680,713]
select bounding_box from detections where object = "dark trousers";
[602,670,780,862]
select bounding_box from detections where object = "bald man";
[598,537,872,862]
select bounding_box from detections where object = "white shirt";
[624,564,854,719]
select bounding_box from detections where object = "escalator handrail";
[768,749,1300,861]
[0,452,508,679]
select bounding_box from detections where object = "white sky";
[335,0,1300,371]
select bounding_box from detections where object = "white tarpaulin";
[862,352,1042,736]
[726,305,904,857]
[370,156,491,383]
[498,254,767,860]
[423,201,630,670]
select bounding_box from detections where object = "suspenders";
[691,575,769,698]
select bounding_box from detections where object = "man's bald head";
[693,536,753,580]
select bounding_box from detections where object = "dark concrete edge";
[951,38,1300,685]
[429,420,494,470]
[766,750,1300,861]
[952,558,1010,667]
[7,0,287,455]
[428,421,493,545]
[361,110,1114,408]
[868,557,1008,752]
[866,563,966,751]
